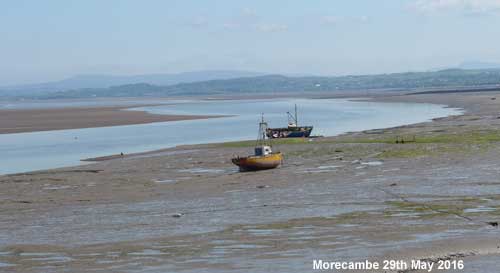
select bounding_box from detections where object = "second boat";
[266,104,313,138]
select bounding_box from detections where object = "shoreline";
[0,104,227,134]
[0,97,461,173]
[79,99,461,163]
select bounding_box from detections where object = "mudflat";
[1,92,500,272]
[0,105,224,134]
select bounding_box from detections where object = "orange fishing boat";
[232,149,283,172]
[232,116,283,172]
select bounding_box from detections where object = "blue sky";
[1,0,500,85]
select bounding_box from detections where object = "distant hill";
[458,61,500,70]
[0,70,265,97]
[431,60,500,72]
[34,68,500,99]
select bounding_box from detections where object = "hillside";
[6,68,500,99]
[0,70,265,97]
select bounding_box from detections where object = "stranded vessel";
[266,104,313,138]
[232,116,283,172]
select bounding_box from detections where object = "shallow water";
[0,98,461,174]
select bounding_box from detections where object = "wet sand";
[0,105,225,134]
[1,92,500,272]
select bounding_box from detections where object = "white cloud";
[321,15,370,26]
[255,23,288,32]
[222,22,241,30]
[221,8,259,31]
[410,0,500,15]
[242,7,257,18]
[357,16,370,23]
[321,15,341,25]
[188,16,208,28]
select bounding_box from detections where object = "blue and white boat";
[266,104,313,138]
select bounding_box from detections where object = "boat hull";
[266,126,313,138]
[231,153,283,172]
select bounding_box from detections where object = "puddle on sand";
[361,161,383,166]
[25,256,73,262]
[96,259,121,264]
[337,224,360,228]
[128,249,166,256]
[298,165,342,173]
[73,253,101,257]
[17,252,74,263]
[42,185,73,190]
[224,190,244,194]
[319,241,344,247]
[19,252,59,257]
[208,239,239,245]
[153,179,177,184]
[389,211,434,218]
[317,165,341,170]
[258,249,304,258]
[463,206,497,213]
[178,168,225,174]
[413,229,472,242]
[382,168,400,172]
[0,262,15,267]
[245,228,285,237]
[216,244,268,250]
[209,244,269,256]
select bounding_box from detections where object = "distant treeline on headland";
[4,68,500,99]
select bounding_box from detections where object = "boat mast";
[295,104,298,126]
[287,104,299,127]
[256,113,270,147]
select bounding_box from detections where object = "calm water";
[0,98,462,174]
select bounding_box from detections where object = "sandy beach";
[0,105,225,134]
[1,92,500,272]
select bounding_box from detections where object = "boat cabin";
[255,145,273,156]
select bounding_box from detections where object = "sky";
[1,0,500,85]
